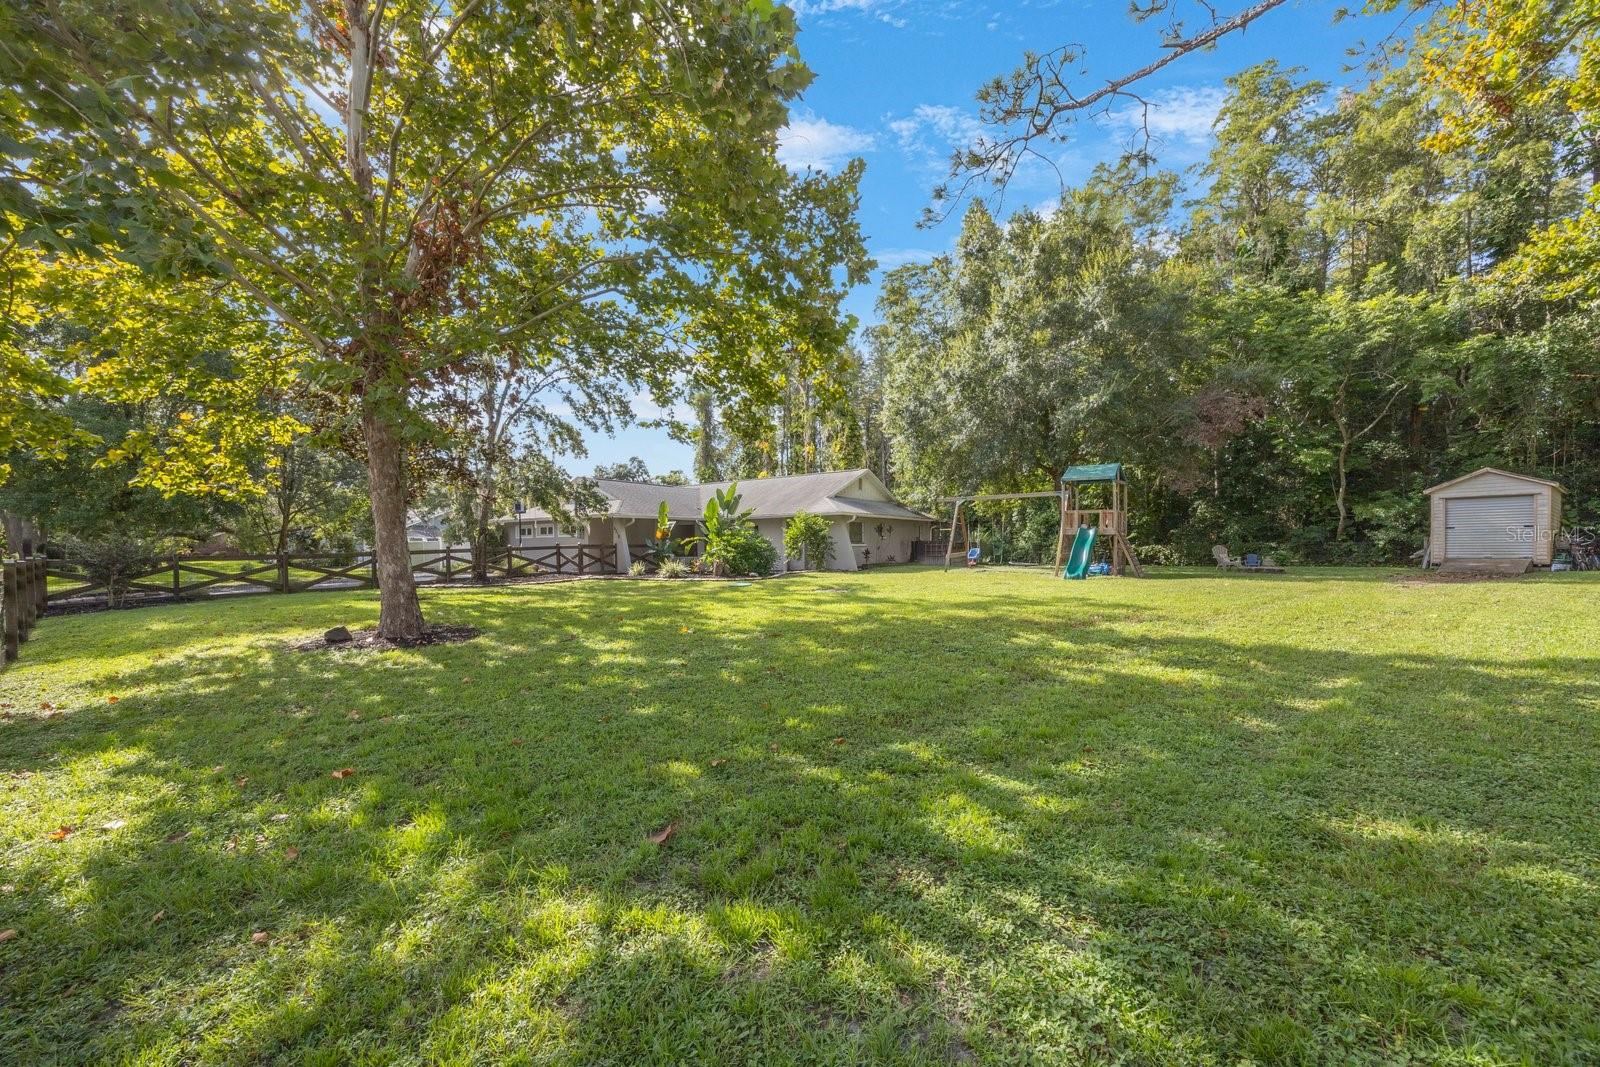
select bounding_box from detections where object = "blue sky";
[578,0,1407,476]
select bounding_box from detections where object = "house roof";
[1424,467,1565,495]
[498,469,934,524]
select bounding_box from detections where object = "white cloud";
[1113,85,1227,144]
[874,247,942,269]
[889,103,985,154]
[789,0,905,23]
[777,111,876,173]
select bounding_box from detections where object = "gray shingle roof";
[498,469,933,524]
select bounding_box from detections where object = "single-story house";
[1424,467,1564,566]
[497,468,936,572]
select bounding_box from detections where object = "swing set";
[941,463,1143,578]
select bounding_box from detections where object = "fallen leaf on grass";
[149,911,165,924]
[224,836,239,852]
[0,884,14,893]
[234,776,249,788]
[0,929,15,943]
[346,710,361,721]
[164,831,190,844]
[646,823,677,846]
[709,759,727,768]
[106,696,120,704]
[39,702,55,711]
[270,813,289,823]
[250,931,270,945]
[599,714,612,723]
[99,819,126,831]
[47,825,75,842]
[211,765,225,774]
[832,737,845,746]
[329,768,356,780]
[510,738,524,747]
[284,846,300,862]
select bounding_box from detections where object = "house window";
[848,521,865,545]
[536,522,555,537]
[517,525,533,539]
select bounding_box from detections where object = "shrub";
[1132,543,1182,567]
[65,536,162,608]
[687,483,775,576]
[658,558,690,578]
[628,560,648,577]
[782,511,834,569]
[712,525,777,576]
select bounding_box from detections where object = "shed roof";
[1061,462,1122,484]
[1423,467,1565,495]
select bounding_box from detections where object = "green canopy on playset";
[1060,463,1122,484]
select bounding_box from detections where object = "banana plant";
[683,483,755,574]
[645,500,677,564]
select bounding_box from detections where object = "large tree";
[4,0,867,640]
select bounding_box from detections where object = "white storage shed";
[1424,468,1564,566]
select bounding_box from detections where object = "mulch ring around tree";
[290,624,482,653]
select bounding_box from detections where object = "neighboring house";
[404,513,469,552]
[496,469,935,572]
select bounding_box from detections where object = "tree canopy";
[3,0,867,637]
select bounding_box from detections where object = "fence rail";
[3,557,47,668]
[910,539,966,562]
[44,544,621,611]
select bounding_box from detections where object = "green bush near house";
[4,566,1600,1063]
[712,524,777,576]
[783,511,834,570]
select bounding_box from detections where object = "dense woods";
[853,26,1599,563]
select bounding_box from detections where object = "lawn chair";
[1215,545,1286,573]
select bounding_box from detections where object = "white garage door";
[1445,495,1536,559]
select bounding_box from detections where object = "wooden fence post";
[19,559,34,638]
[4,563,18,663]
[172,551,182,598]
[33,557,47,614]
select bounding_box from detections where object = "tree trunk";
[276,524,291,592]
[1335,432,1351,541]
[363,408,425,642]
[472,491,493,582]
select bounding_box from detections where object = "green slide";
[1063,525,1097,579]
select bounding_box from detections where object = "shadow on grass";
[3,573,1600,1063]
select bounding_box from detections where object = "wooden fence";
[910,539,965,562]
[3,557,47,667]
[44,544,620,610]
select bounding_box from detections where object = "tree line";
[731,4,1597,564]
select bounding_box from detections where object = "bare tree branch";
[930,0,1288,222]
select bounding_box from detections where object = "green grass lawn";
[3,566,1599,1065]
